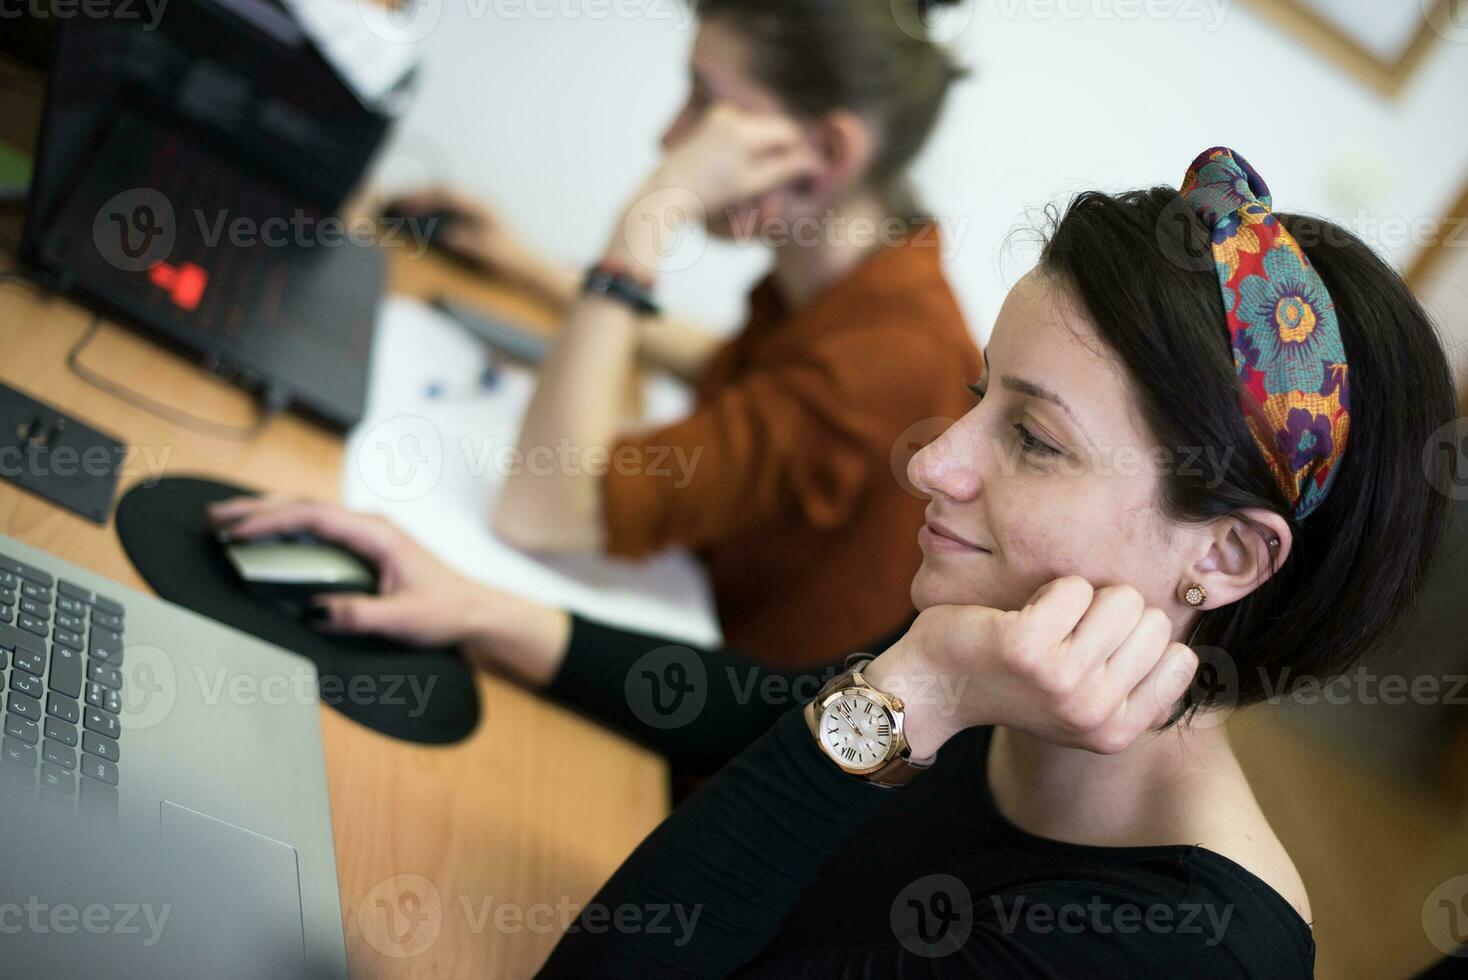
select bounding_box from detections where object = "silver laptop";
[0,534,348,979]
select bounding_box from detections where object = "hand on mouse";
[207,497,571,686]
[863,577,1200,760]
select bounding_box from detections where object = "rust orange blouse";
[603,228,984,668]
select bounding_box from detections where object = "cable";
[3,267,287,440]
[65,315,288,442]
[0,268,42,291]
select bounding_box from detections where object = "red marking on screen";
[147,261,208,312]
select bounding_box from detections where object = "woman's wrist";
[603,173,698,281]
[863,635,973,760]
[457,583,572,689]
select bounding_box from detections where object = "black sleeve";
[537,707,895,979]
[544,615,850,772]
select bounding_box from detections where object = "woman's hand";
[866,577,1200,759]
[654,104,819,215]
[207,497,571,686]
[608,105,819,271]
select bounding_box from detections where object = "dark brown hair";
[693,0,968,212]
[1039,187,1456,719]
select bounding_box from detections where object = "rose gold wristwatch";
[804,656,932,788]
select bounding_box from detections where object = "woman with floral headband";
[213,148,1454,974]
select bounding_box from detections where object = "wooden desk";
[0,227,670,978]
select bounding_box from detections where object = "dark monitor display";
[22,0,385,263]
[16,0,389,431]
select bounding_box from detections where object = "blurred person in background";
[392,0,981,668]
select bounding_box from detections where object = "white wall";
[369,0,1468,345]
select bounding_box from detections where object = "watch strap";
[583,262,660,317]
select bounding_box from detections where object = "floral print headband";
[1180,146,1351,520]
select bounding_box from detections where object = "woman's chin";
[910,560,991,611]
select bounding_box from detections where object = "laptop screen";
[23,0,386,266]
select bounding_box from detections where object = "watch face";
[818,692,894,773]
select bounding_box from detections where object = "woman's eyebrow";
[1000,375,1089,437]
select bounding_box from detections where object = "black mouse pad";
[115,476,480,745]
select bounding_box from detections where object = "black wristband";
[582,265,660,318]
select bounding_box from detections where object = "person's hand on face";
[635,103,820,239]
[867,576,1199,759]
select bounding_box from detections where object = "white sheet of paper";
[339,296,722,647]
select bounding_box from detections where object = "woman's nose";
[910,417,983,502]
[660,106,694,151]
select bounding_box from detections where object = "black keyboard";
[0,554,124,797]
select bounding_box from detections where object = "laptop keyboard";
[0,554,125,796]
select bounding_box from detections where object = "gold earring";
[1184,583,1207,607]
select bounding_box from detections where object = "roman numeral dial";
[818,693,894,772]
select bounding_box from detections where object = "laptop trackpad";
[161,801,306,977]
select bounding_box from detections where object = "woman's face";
[909,271,1198,638]
[661,20,782,152]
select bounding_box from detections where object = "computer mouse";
[219,532,378,617]
[380,201,469,248]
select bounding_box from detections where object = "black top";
[538,617,1314,978]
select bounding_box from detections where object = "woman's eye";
[967,383,986,401]
[1013,423,1059,457]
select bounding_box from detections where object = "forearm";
[494,190,674,552]
[636,316,723,383]
[544,615,841,772]
[538,708,891,978]
[510,256,581,312]
[494,287,638,550]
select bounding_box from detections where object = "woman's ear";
[807,109,876,198]
[1179,507,1292,609]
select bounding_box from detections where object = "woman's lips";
[920,520,990,554]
